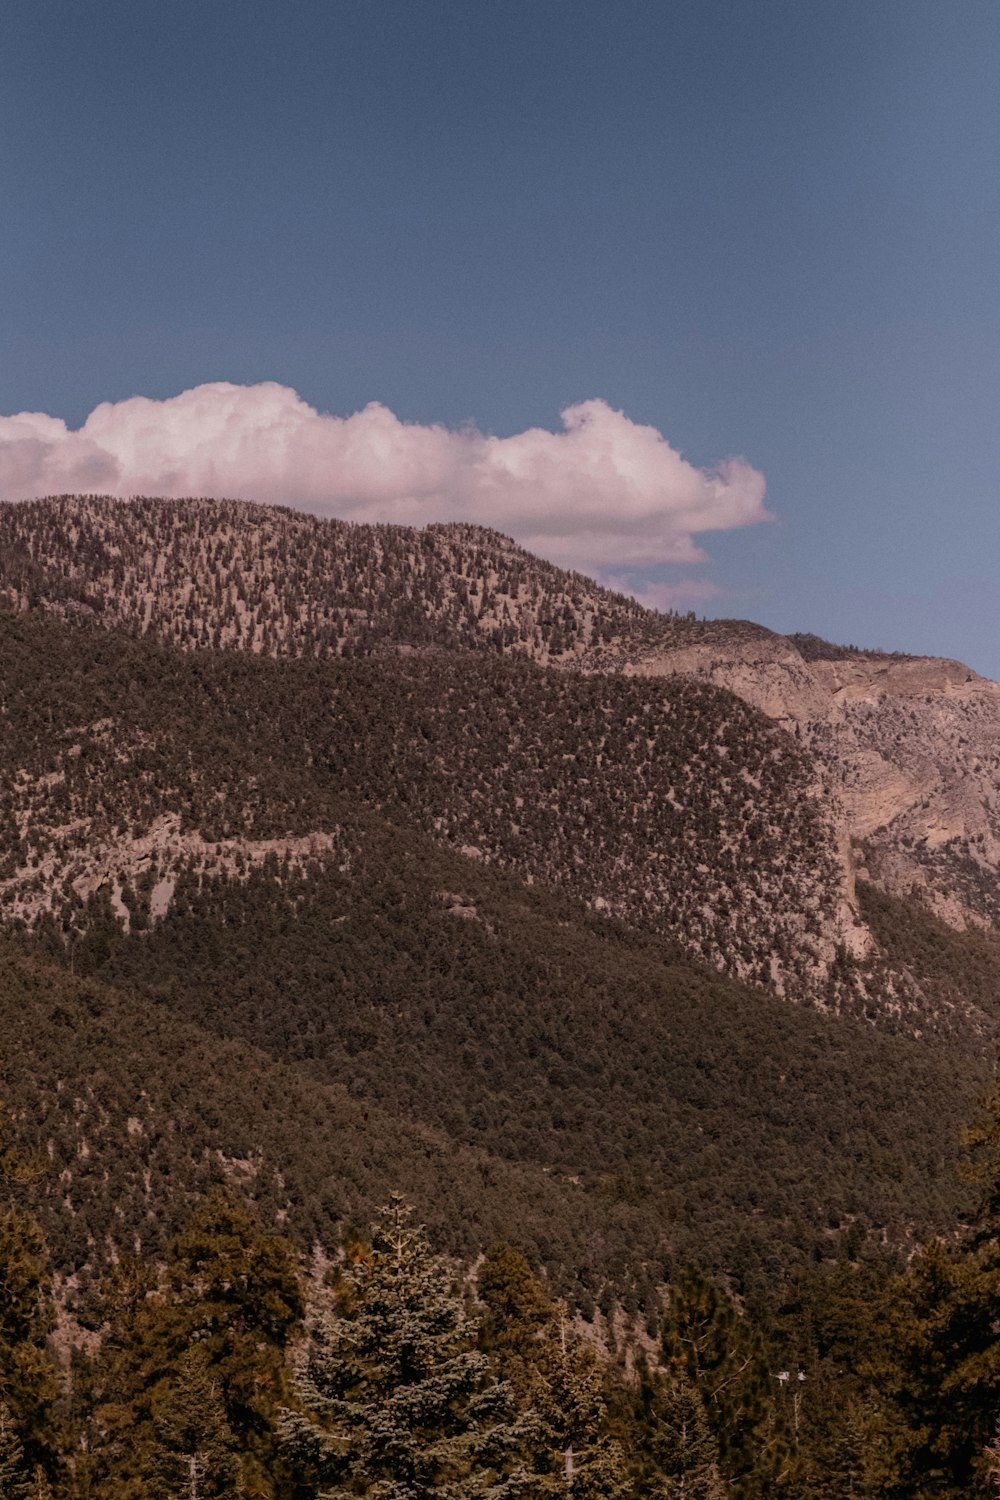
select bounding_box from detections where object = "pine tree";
[149,1347,242,1500]
[73,1192,303,1499]
[0,1116,58,1482]
[528,1315,632,1499]
[280,1196,537,1497]
[647,1373,726,1499]
[868,1083,1000,1497]
[476,1242,632,1498]
[985,1414,1000,1495]
[870,1237,992,1497]
[166,1187,304,1477]
[0,1400,30,1500]
[661,1266,789,1497]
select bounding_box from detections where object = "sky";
[1,1,998,669]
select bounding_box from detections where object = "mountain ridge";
[3,493,999,943]
[2,492,1000,1317]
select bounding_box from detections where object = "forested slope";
[0,610,987,1298]
[0,608,872,1004]
[0,493,672,662]
[0,941,670,1296]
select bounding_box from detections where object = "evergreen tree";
[869,1083,1000,1497]
[73,1191,302,1499]
[149,1347,242,1500]
[0,1120,57,1481]
[476,1242,631,1498]
[869,1238,991,1497]
[166,1187,304,1486]
[68,1255,164,1499]
[661,1266,789,1497]
[984,1414,1000,1495]
[0,1400,30,1500]
[281,1197,537,1498]
[646,1373,726,1499]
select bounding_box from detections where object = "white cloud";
[0,381,770,574]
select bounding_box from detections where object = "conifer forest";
[4,498,1000,1497]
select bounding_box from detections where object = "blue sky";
[2,1,998,669]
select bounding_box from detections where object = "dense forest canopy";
[3,496,1000,1495]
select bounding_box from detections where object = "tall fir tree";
[476,1242,632,1498]
[166,1187,304,1494]
[149,1346,243,1500]
[0,1399,30,1500]
[984,1414,1000,1495]
[661,1265,790,1497]
[281,1197,537,1498]
[0,1113,58,1483]
[646,1372,727,1499]
[868,1082,1000,1498]
[72,1190,302,1500]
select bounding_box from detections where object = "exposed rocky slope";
[624,627,1000,933]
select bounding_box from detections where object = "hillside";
[0,493,666,662]
[0,605,992,1298]
[3,495,999,945]
[2,492,1000,1310]
[0,941,670,1298]
[0,608,872,1005]
[0,815,984,1303]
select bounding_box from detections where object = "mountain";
[3,494,999,949]
[0,605,866,1006]
[1,492,999,1307]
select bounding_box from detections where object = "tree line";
[8,1084,1000,1499]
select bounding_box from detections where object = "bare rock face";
[615,627,1000,935]
[619,629,830,729]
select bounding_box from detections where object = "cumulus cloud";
[0,381,770,575]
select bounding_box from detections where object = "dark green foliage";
[280,1195,536,1498]
[756,1245,900,1499]
[0,943,653,1298]
[862,1085,1000,1498]
[2,848,983,1300]
[788,634,908,664]
[148,1348,242,1500]
[661,1266,791,1496]
[165,1191,303,1493]
[475,1243,630,1496]
[645,1373,726,1499]
[0,1206,57,1479]
[0,1401,31,1500]
[868,1240,991,1497]
[476,1245,554,1357]
[71,1192,302,1499]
